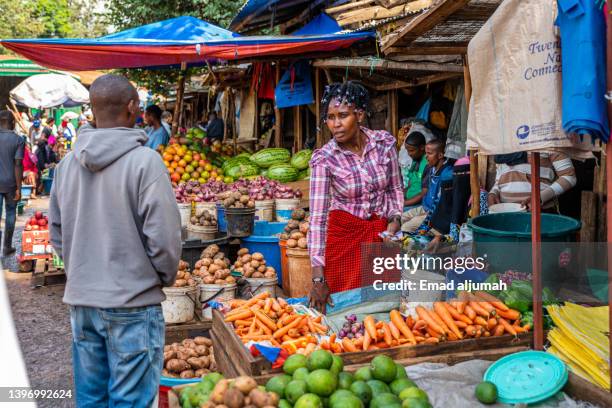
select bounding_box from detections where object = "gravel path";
[2,197,75,408]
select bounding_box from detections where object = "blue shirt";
[556,0,609,142]
[422,161,453,213]
[145,126,169,150]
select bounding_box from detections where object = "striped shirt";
[308,127,404,267]
[489,152,576,207]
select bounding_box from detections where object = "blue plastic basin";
[241,221,287,286]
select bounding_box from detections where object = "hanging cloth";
[445,83,468,159]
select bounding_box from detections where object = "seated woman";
[22,143,38,198]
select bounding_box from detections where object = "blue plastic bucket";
[241,221,287,286]
[21,185,33,199]
[216,202,227,233]
[42,177,53,195]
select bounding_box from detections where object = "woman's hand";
[383,216,401,242]
[308,266,334,314]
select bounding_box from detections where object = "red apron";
[324,210,387,293]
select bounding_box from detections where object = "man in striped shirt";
[488,152,577,210]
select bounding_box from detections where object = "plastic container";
[216,202,227,233]
[42,177,53,195]
[187,224,217,241]
[279,240,289,293]
[177,203,191,228]
[195,202,217,219]
[241,221,287,286]
[275,198,301,221]
[17,201,25,215]
[488,203,526,213]
[286,247,311,297]
[244,277,277,298]
[254,200,275,222]
[21,185,34,200]
[181,233,230,270]
[161,286,198,324]
[199,283,237,320]
[224,207,256,237]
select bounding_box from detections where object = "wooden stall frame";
[606,0,612,392]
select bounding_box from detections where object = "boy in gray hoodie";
[49,74,181,407]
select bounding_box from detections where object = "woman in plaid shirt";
[307,82,404,313]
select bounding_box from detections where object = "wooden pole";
[531,152,543,350]
[171,62,188,137]
[606,0,612,391]
[463,55,479,218]
[315,67,322,148]
[274,62,282,148]
[294,106,302,152]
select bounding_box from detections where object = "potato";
[194,368,208,377]
[233,376,258,394]
[234,260,243,268]
[265,266,275,274]
[214,252,226,260]
[250,260,261,268]
[237,248,249,256]
[174,279,187,287]
[176,270,185,280]
[279,233,289,240]
[201,258,212,267]
[290,231,304,240]
[207,244,220,255]
[175,351,188,361]
[208,264,221,274]
[224,388,245,408]
[194,345,209,356]
[215,279,227,284]
[166,358,190,372]
[162,369,178,378]
[164,350,176,362]
[226,276,236,284]
[164,345,172,352]
[203,276,216,284]
[249,252,263,261]
[213,258,226,267]
[252,272,264,278]
[291,208,306,220]
[211,379,230,404]
[257,265,266,273]
[187,357,205,369]
[249,389,274,408]
[297,238,308,249]
[171,343,180,351]
[194,336,212,346]
[287,239,297,248]
[264,271,276,278]
[187,278,196,286]
[241,254,252,264]
[243,270,253,278]
[180,370,196,379]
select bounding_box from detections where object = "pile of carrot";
[326,291,530,353]
[224,292,328,354]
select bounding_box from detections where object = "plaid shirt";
[308,127,403,267]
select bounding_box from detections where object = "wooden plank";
[279,0,329,33]
[389,89,398,136]
[294,106,302,152]
[313,57,463,73]
[336,0,433,27]
[171,64,187,137]
[382,0,470,51]
[315,68,323,148]
[478,154,488,189]
[374,80,415,91]
[326,0,375,14]
[580,191,597,243]
[211,331,242,378]
[385,45,468,56]
[564,372,612,407]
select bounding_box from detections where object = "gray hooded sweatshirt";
[49,126,181,308]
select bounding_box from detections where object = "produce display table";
[30,258,65,287]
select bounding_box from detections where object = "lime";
[330,395,364,408]
[307,350,334,371]
[204,372,223,384]
[390,378,417,396]
[284,354,308,375]
[330,355,344,375]
[371,355,397,383]
[366,379,391,396]
[329,389,354,406]
[398,387,429,402]
[306,369,339,397]
[475,381,498,404]
[353,367,373,382]
[293,367,310,381]
[285,380,308,404]
[295,393,323,408]
[350,381,372,405]
[395,363,408,380]
[265,374,292,399]
[402,398,432,408]
[338,372,354,390]
[278,399,292,408]
[370,392,402,408]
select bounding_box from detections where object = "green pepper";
[503,290,530,313]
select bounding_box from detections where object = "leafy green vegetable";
[504,290,530,313]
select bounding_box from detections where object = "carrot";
[363,330,371,351]
[406,315,415,329]
[374,341,390,349]
[426,326,445,340]
[428,309,451,333]
[390,310,417,344]
[454,320,468,329]
[475,300,497,316]
[464,305,476,320]
[474,328,482,338]
[493,325,505,336]
[330,342,342,353]
[434,302,463,339]
[425,337,440,344]
[443,302,473,325]
[255,319,272,335]
[473,291,509,311]
[229,299,247,308]
[353,337,364,347]
[364,316,377,340]
[252,309,277,331]
[496,308,521,321]
[452,300,467,314]
[413,329,423,337]
[513,324,527,334]
[447,332,459,341]
[234,319,253,327]
[263,298,272,314]
[416,306,446,335]
[271,299,282,313]
[225,309,254,322]
[307,318,315,333]
[498,317,517,336]
[320,341,330,350]
[273,316,304,339]
[248,319,257,335]
[342,338,358,352]
[277,297,288,308]
[329,333,337,344]
[375,321,384,330]
[474,316,489,327]
[483,331,491,337]
[468,301,491,318]
[241,334,272,341]
[367,345,379,351]
[464,325,477,337]
[523,324,531,331]
[382,323,393,346]
[414,320,427,331]
[287,328,300,338]
[388,321,401,340]
[414,336,426,343]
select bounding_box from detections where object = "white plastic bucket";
[161,286,198,324]
[489,203,527,214]
[244,277,277,298]
[275,198,301,221]
[199,283,237,320]
[254,200,275,222]
[187,224,217,241]
[195,202,217,220]
[399,269,446,316]
[177,203,191,228]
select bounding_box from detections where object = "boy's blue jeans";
[69,305,164,408]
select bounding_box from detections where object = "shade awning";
[10,73,90,108]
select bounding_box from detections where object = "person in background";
[22,142,38,198]
[205,111,224,141]
[401,132,428,209]
[49,74,181,407]
[35,129,57,194]
[307,81,404,313]
[28,119,42,147]
[401,138,453,232]
[488,152,576,212]
[161,110,173,135]
[0,110,24,256]
[60,119,77,150]
[144,105,170,150]
[45,117,58,137]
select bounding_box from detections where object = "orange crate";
[21,230,52,256]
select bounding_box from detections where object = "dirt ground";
[2,197,75,408]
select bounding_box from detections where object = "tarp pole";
[463,55,479,218]
[171,62,187,137]
[531,152,543,350]
[606,0,612,392]
[275,62,282,148]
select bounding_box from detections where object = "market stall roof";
[1,16,374,71]
[10,73,89,108]
[230,0,323,33]
[0,56,105,85]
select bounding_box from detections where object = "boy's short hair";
[426,138,446,153]
[405,132,426,147]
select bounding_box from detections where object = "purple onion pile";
[337,314,364,340]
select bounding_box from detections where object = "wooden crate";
[30,258,65,288]
[165,309,212,344]
[211,308,534,377]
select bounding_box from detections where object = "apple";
[34,211,43,220]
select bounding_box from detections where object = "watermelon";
[226,162,260,179]
[298,168,310,180]
[290,149,312,170]
[250,148,291,168]
[267,163,299,182]
[222,156,252,172]
[235,152,251,160]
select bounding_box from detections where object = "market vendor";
[488,152,576,211]
[307,81,404,313]
[401,132,428,208]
